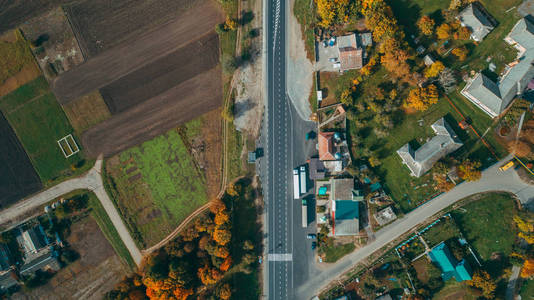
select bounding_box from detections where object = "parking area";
[315,41,340,72]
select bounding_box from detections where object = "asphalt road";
[262,0,317,298]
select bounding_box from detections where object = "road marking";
[268,253,293,261]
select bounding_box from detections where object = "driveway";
[0,157,143,266]
[297,155,534,299]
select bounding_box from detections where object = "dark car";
[311,241,317,250]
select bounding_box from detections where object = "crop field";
[99,33,219,114]
[82,66,222,158]
[62,90,111,134]
[0,112,42,208]
[106,125,209,247]
[64,0,212,57]
[0,77,84,183]
[0,0,72,34]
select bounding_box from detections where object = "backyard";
[0,76,87,185]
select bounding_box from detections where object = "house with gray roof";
[457,3,495,42]
[397,118,463,177]
[461,16,534,117]
[330,178,360,236]
[19,250,60,276]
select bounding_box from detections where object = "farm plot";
[64,0,214,57]
[53,0,224,103]
[62,90,111,134]
[81,66,223,158]
[100,33,219,114]
[0,112,42,208]
[106,126,209,247]
[0,77,84,183]
[20,6,85,80]
[0,0,72,35]
[0,30,40,97]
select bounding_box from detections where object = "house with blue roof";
[428,242,473,282]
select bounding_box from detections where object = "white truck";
[302,199,308,228]
[293,168,300,200]
[299,165,307,195]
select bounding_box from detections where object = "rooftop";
[457,3,495,41]
[397,118,463,177]
[309,158,326,180]
[337,34,363,71]
[428,242,473,282]
[318,132,336,161]
[19,250,60,276]
[331,178,354,201]
[461,16,534,117]
[374,206,398,226]
[332,200,359,236]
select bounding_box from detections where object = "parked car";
[306,234,316,240]
[311,242,317,250]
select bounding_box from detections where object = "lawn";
[106,122,208,248]
[431,280,480,300]
[322,242,356,262]
[0,30,34,84]
[86,192,136,269]
[0,76,86,184]
[520,279,534,300]
[421,217,462,248]
[451,193,518,260]
[294,0,316,61]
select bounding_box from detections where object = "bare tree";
[438,67,457,93]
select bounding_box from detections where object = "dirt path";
[0,158,143,266]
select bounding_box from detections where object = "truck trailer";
[302,199,308,228]
[299,165,307,195]
[293,169,300,200]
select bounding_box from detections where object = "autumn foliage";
[521,259,534,278]
[467,270,496,298]
[452,46,469,61]
[425,61,445,78]
[458,159,482,182]
[417,16,435,35]
[436,23,452,40]
[405,84,439,111]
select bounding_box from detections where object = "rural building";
[376,294,393,300]
[318,132,337,161]
[331,178,360,236]
[457,3,495,42]
[397,118,463,177]
[19,250,60,276]
[17,225,50,256]
[374,206,398,226]
[461,16,534,117]
[308,158,326,180]
[428,242,473,282]
[423,54,436,66]
[337,34,363,71]
[0,271,17,290]
[359,32,373,47]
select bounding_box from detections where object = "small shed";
[424,54,436,66]
[247,151,257,164]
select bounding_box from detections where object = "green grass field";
[323,242,356,262]
[520,279,534,299]
[0,77,85,184]
[421,217,462,248]
[452,193,518,260]
[86,192,136,269]
[108,125,208,247]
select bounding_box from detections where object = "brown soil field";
[20,7,85,80]
[12,217,129,300]
[82,67,223,158]
[52,0,223,103]
[64,0,212,57]
[62,91,111,133]
[0,1,72,35]
[100,33,219,114]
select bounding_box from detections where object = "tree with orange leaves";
[198,265,222,285]
[215,209,230,225]
[521,259,534,278]
[173,287,194,300]
[433,173,454,192]
[219,256,233,271]
[210,200,226,214]
[452,46,468,61]
[437,23,452,39]
[213,227,231,245]
[405,84,439,111]
[417,16,435,35]
[214,246,230,258]
[217,283,232,300]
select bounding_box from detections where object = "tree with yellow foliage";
[224,16,237,31]
[452,46,468,61]
[458,159,481,182]
[316,0,352,28]
[405,84,439,111]
[217,283,232,300]
[213,227,231,245]
[361,0,399,42]
[417,16,435,35]
[521,259,534,278]
[514,215,534,244]
[433,173,454,192]
[467,270,496,298]
[214,209,230,226]
[436,23,452,40]
[425,61,445,78]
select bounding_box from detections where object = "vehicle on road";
[311,241,316,250]
[293,168,300,200]
[499,161,514,171]
[302,199,308,228]
[299,165,307,195]
[306,233,316,239]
